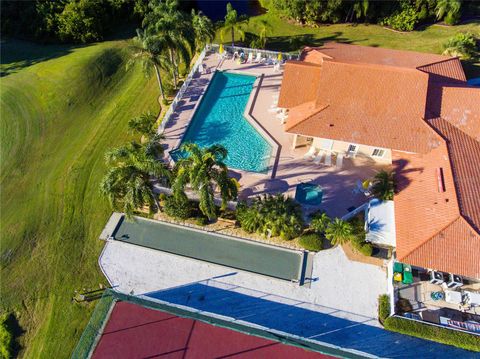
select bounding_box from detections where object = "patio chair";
[254,53,263,63]
[303,146,317,160]
[336,153,344,168]
[324,152,332,166]
[276,112,288,124]
[246,53,253,63]
[313,151,324,165]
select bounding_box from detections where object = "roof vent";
[437,168,446,193]
[329,124,334,127]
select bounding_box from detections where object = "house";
[277,42,480,280]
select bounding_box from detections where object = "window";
[347,144,358,153]
[372,148,385,158]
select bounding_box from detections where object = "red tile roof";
[279,42,480,278]
[278,61,322,108]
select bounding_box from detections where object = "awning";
[365,199,396,247]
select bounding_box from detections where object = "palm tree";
[100,140,170,218]
[143,0,195,89]
[221,2,247,47]
[128,112,158,139]
[370,170,395,201]
[128,29,170,101]
[325,218,354,246]
[172,143,237,220]
[191,9,215,51]
[435,0,462,25]
[310,211,331,234]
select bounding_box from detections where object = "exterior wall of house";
[311,137,392,163]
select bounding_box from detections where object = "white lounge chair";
[303,146,317,160]
[324,152,332,166]
[246,53,253,63]
[276,113,288,124]
[254,53,264,63]
[336,153,344,168]
[313,151,324,165]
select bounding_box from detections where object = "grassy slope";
[215,10,480,78]
[0,40,159,357]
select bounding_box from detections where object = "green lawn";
[215,11,480,78]
[0,39,159,357]
[0,9,479,358]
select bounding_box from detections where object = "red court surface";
[92,301,335,359]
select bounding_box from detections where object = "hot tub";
[295,182,323,205]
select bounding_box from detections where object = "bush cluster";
[378,294,391,323]
[380,3,419,31]
[162,195,193,220]
[298,232,323,251]
[384,316,480,352]
[349,216,374,256]
[0,314,14,359]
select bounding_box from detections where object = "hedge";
[383,316,480,352]
[298,233,322,251]
[378,294,390,323]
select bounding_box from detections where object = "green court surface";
[112,216,304,282]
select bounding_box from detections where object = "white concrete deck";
[162,52,390,218]
[100,240,387,323]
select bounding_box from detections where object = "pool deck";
[162,52,390,218]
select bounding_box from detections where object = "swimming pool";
[172,71,273,173]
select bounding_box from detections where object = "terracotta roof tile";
[400,217,480,279]
[278,61,322,109]
[286,61,441,153]
[417,58,466,82]
[310,42,460,70]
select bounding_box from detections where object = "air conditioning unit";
[429,271,445,285]
[446,273,463,289]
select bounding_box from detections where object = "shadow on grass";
[0,38,86,77]
[261,32,366,52]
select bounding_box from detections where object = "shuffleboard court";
[110,215,304,282]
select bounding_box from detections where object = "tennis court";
[109,215,305,282]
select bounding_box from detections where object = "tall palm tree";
[172,143,237,220]
[325,218,354,246]
[143,0,195,88]
[128,111,158,139]
[191,9,215,52]
[370,170,395,201]
[435,0,461,25]
[221,2,247,47]
[100,140,170,218]
[128,29,170,100]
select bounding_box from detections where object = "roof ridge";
[416,56,461,70]
[322,59,430,75]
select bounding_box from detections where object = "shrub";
[195,216,209,226]
[359,243,373,256]
[310,211,331,234]
[443,32,478,60]
[298,233,323,251]
[325,218,354,245]
[378,294,391,323]
[380,2,419,31]
[163,196,192,219]
[384,316,480,352]
[237,195,304,240]
[0,314,13,359]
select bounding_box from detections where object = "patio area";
[162,50,390,218]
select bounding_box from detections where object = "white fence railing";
[157,47,207,134]
[209,43,300,61]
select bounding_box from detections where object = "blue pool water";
[295,183,323,205]
[172,71,273,173]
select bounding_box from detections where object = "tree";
[370,170,395,201]
[128,111,158,138]
[436,0,462,25]
[442,32,477,59]
[100,139,170,218]
[237,194,304,240]
[128,29,170,100]
[310,211,331,234]
[143,0,195,89]
[172,143,238,220]
[191,9,215,51]
[221,2,247,47]
[325,218,354,246]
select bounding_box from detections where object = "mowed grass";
[215,11,480,78]
[0,40,159,357]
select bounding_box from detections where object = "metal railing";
[209,43,300,61]
[157,47,207,134]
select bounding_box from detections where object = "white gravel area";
[99,240,387,324]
